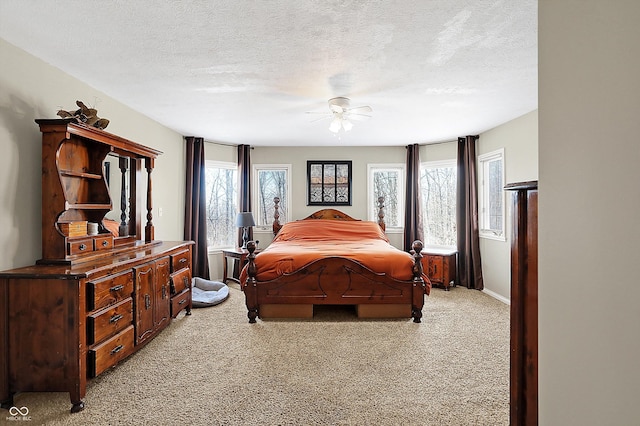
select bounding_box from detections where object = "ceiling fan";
[308,97,373,133]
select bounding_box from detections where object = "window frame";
[420,159,458,248]
[478,148,506,241]
[252,163,292,231]
[367,163,405,232]
[205,159,238,252]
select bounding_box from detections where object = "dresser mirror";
[103,153,144,244]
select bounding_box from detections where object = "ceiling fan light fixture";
[329,118,342,133]
[342,120,353,132]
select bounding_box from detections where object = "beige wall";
[539,1,640,424]
[478,110,538,301]
[0,38,186,271]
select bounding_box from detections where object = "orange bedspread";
[240,219,424,284]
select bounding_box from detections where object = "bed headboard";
[302,209,360,221]
[271,197,387,236]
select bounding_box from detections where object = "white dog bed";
[191,277,230,308]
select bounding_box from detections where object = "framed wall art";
[307,160,352,206]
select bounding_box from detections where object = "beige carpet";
[6,285,509,426]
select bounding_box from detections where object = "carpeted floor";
[5,285,509,426]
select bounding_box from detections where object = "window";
[205,160,237,249]
[253,164,291,229]
[367,164,404,229]
[478,148,505,240]
[420,160,457,247]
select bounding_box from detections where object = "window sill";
[480,233,506,242]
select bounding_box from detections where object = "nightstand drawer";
[87,298,133,345]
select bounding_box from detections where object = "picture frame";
[307,160,352,206]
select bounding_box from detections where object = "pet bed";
[191,277,229,307]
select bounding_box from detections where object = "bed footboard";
[243,240,427,323]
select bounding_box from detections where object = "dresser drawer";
[87,270,134,311]
[170,268,191,295]
[87,298,133,345]
[88,324,135,377]
[94,234,114,251]
[171,249,190,272]
[171,288,191,318]
[68,237,94,256]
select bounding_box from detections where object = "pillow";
[191,277,229,308]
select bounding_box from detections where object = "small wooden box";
[59,221,88,237]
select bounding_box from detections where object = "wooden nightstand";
[423,248,457,291]
[222,248,261,284]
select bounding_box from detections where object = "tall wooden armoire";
[505,180,538,425]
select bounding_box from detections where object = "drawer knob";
[178,299,186,305]
[79,244,87,251]
[109,314,123,324]
[102,240,108,247]
[110,345,124,355]
[110,284,124,292]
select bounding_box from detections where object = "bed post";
[410,240,426,323]
[377,196,386,232]
[273,196,282,236]
[244,241,259,323]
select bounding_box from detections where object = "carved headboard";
[271,197,386,236]
[302,209,360,221]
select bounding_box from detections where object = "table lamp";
[236,212,255,249]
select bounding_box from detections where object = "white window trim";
[205,159,238,253]
[367,163,405,231]
[478,148,506,241]
[252,163,292,231]
[422,159,457,170]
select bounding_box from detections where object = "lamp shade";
[236,212,255,228]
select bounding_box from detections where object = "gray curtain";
[456,135,484,290]
[184,136,210,279]
[404,143,424,252]
[237,144,252,247]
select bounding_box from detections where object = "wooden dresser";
[0,119,193,413]
[505,181,538,425]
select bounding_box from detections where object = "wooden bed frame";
[242,201,427,323]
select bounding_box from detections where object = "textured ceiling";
[0,0,537,146]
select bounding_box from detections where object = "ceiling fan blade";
[309,115,332,123]
[346,113,371,121]
[347,105,372,114]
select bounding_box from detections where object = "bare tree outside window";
[373,170,401,227]
[478,148,505,240]
[205,163,237,248]
[257,169,288,226]
[420,162,457,247]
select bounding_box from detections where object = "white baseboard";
[482,288,510,305]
